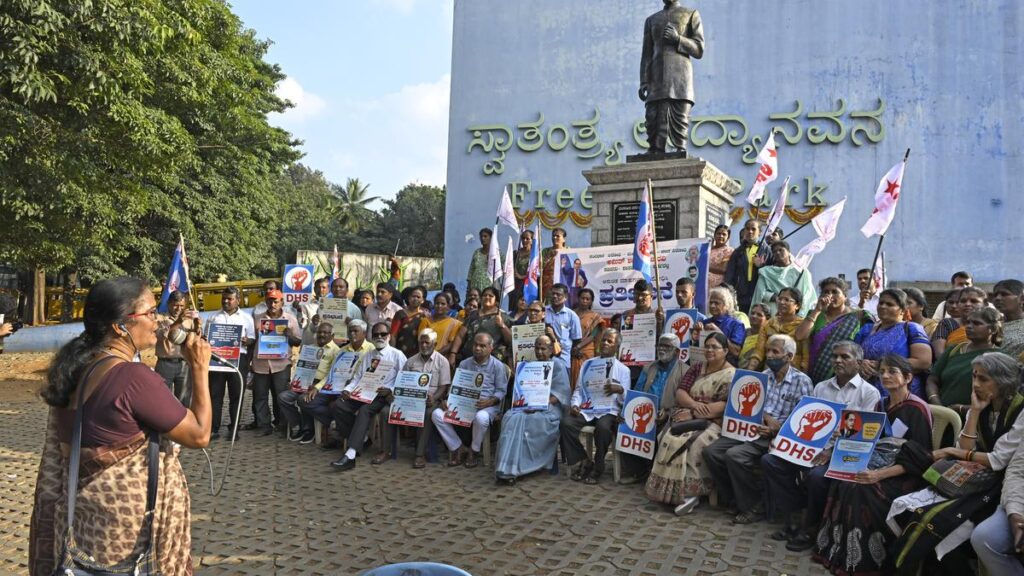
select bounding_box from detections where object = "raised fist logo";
[638,229,653,258]
[796,409,834,441]
[290,269,309,292]
[632,402,654,434]
[738,383,761,417]
[392,408,404,421]
[671,315,692,341]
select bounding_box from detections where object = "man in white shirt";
[856,268,879,314]
[295,277,330,345]
[560,328,631,485]
[761,341,880,551]
[384,329,452,468]
[205,286,256,440]
[330,322,407,471]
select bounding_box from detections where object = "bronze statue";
[639,0,705,155]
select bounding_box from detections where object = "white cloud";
[272,76,326,123]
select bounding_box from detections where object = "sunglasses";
[372,332,390,337]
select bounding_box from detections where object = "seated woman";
[699,287,746,366]
[519,301,562,359]
[796,276,874,383]
[738,304,769,369]
[509,295,528,325]
[494,335,571,485]
[855,288,932,399]
[925,308,1001,420]
[644,332,734,515]
[891,352,1024,573]
[814,354,934,576]
[746,287,807,372]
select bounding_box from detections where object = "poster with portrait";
[348,358,395,404]
[577,357,616,416]
[289,345,324,393]
[619,312,656,366]
[256,318,290,360]
[444,368,484,427]
[321,351,360,394]
[826,410,887,481]
[388,371,431,427]
[511,323,547,364]
[207,323,243,373]
[511,361,553,412]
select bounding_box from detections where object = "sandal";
[583,472,601,485]
[464,451,481,469]
[413,456,426,469]
[447,446,467,467]
[570,460,593,482]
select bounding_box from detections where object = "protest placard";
[770,397,846,467]
[578,357,617,416]
[208,323,243,373]
[511,323,546,364]
[349,358,395,404]
[318,297,349,340]
[616,389,659,459]
[321,351,360,394]
[663,308,703,362]
[511,361,553,412]
[289,345,324,393]
[388,371,431,427]
[256,318,290,360]
[619,312,656,366]
[282,264,315,305]
[825,410,888,481]
[721,369,771,442]
[444,368,484,427]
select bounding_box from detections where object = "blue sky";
[231,0,454,204]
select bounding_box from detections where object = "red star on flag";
[768,148,777,158]
[884,179,900,198]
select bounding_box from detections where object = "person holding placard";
[250,289,302,436]
[761,341,880,552]
[431,333,509,468]
[154,290,196,406]
[328,322,406,471]
[296,277,330,346]
[206,286,255,440]
[495,335,571,485]
[571,288,606,387]
[561,328,631,485]
[326,277,363,320]
[277,322,340,444]
[384,329,451,468]
[702,334,812,524]
[300,320,374,444]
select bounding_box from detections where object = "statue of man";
[639,0,705,155]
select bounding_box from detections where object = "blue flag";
[523,223,541,304]
[632,183,654,282]
[158,236,191,313]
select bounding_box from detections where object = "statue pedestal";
[583,157,741,247]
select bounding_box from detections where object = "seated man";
[431,333,508,468]
[702,334,812,524]
[750,241,817,317]
[381,328,452,468]
[761,340,880,550]
[636,334,684,423]
[560,328,631,485]
[298,319,374,442]
[329,322,406,471]
[494,335,572,484]
[277,321,341,443]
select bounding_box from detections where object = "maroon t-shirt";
[57,362,188,447]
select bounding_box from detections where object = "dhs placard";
[282,265,315,304]
[769,396,846,467]
[616,389,659,460]
[721,369,770,442]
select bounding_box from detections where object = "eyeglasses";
[372,332,390,337]
[127,308,157,320]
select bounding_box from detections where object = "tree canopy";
[0,0,445,285]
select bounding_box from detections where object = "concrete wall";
[445,0,1022,291]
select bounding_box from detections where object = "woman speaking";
[29,277,211,575]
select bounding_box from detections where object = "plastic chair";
[929,404,963,450]
[567,425,622,483]
[360,562,473,576]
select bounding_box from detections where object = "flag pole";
[866,148,910,277]
[180,233,199,314]
[781,219,813,240]
[647,179,664,311]
[537,221,544,303]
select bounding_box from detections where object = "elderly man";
[277,321,341,444]
[300,319,374,444]
[329,322,407,471]
[702,334,813,524]
[761,341,880,550]
[250,288,302,436]
[561,328,632,485]
[431,333,509,468]
[382,328,452,468]
[495,335,572,484]
[750,241,817,317]
[636,334,684,422]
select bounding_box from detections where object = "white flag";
[501,236,516,298]
[496,185,520,232]
[746,131,778,204]
[487,232,502,283]
[792,237,827,271]
[873,251,887,290]
[763,176,791,239]
[792,197,847,271]
[860,160,905,238]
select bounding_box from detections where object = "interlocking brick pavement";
[0,396,828,575]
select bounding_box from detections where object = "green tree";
[330,177,379,234]
[379,183,446,258]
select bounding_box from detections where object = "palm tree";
[330,178,379,233]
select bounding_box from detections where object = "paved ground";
[0,366,827,575]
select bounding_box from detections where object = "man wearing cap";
[636,334,684,422]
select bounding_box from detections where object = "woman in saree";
[739,304,769,369]
[451,287,513,365]
[855,288,933,399]
[391,285,430,357]
[925,307,1001,418]
[933,286,988,356]
[707,224,734,288]
[30,277,213,575]
[891,352,1024,574]
[571,288,605,387]
[494,335,571,485]
[813,354,934,576]
[541,227,568,303]
[746,287,807,372]
[644,332,735,515]
[795,277,874,384]
[428,292,462,362]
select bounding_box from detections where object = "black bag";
[53,357,161,575]
[922,458,1000,499]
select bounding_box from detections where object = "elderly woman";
[571,287,606,387]
[30,278,212,575]
[933,286,988,357]
[855,288,932,398]
[891,352,1024,572]
[746,287,807,372]
[520,300,562,358]
[796,277,874,383]
[707,224,734,288]
[494,335,571,485]
[698,286,747,365]
[814,354,934,575]
[925,307,1001,417]
[738,303,769,369]
[645,332,735,514]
